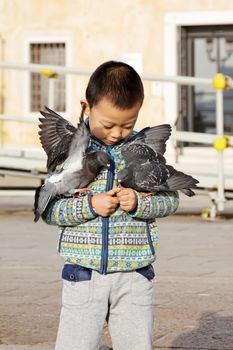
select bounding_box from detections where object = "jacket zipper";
[100,146,115,274]
[146,222,155,256]
[58,228,65,253]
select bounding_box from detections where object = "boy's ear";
[80,99,90,115]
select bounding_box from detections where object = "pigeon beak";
[116,179,122,188]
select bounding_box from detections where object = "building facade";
[0,0,233,149]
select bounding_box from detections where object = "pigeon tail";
[34,182,57,222]
[165,167,199,195]
[181,188,196,197]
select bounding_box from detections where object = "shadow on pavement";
[171,312,233,349]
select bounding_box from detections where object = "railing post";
[40,70,58,110]
[48,77,55,110]
[215,89,225,211]
[213,74,228,211]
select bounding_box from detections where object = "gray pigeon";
[34,106,111,222]
[118,125,199,196]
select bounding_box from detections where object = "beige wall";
[1,0,233,148]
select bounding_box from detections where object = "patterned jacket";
[43,131,179,274]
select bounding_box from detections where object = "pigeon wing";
[134,162,170,192]
[122,143,166,165]
[125,124,172,155]
[38,106,78,172]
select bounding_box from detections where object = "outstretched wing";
[125,124,172,155]
[38,106,77,172]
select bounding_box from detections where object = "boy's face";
[81,97,141,145]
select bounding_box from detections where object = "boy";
[43,61,179,350]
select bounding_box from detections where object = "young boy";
[43,61,179,350]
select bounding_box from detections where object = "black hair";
[85,60,144,109]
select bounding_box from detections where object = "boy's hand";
[91,188,120,217]
[116,186,138,212]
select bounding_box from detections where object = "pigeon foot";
[73,188,91,197]
[141,192,153,198]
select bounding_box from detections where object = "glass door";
[178,25,233,138]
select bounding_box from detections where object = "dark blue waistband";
[62,264,155,282]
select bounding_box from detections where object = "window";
[178,25,233,136]
[30,42,66,112]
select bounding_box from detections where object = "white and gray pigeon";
[34,106,111,222]
[118,124,199,196]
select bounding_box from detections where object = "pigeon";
[118,125,199,196]
[34,106,111,222]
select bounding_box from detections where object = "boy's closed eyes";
[81,97,141,145]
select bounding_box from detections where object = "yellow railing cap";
[213,73,233,90]
[40,69,58,78]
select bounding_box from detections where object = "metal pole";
[48,78,55,110]
[0,61,213,86]
[216,89,225,211]
[0,61,91,77]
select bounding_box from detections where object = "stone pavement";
[0,193,233,350]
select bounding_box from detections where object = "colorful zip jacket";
[43,131,179,274]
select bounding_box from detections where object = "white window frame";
[164,11,233,128]
[23,34,73,118]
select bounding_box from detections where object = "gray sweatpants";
[55,269,155,350]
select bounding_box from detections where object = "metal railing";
[0,61,233,214]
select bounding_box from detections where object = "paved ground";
[0,193,233,350]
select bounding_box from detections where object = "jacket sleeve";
[128,191,179,219]
[42,192,97,226]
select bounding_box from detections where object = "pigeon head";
[96,151,111,168]
[117,167,132,185]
